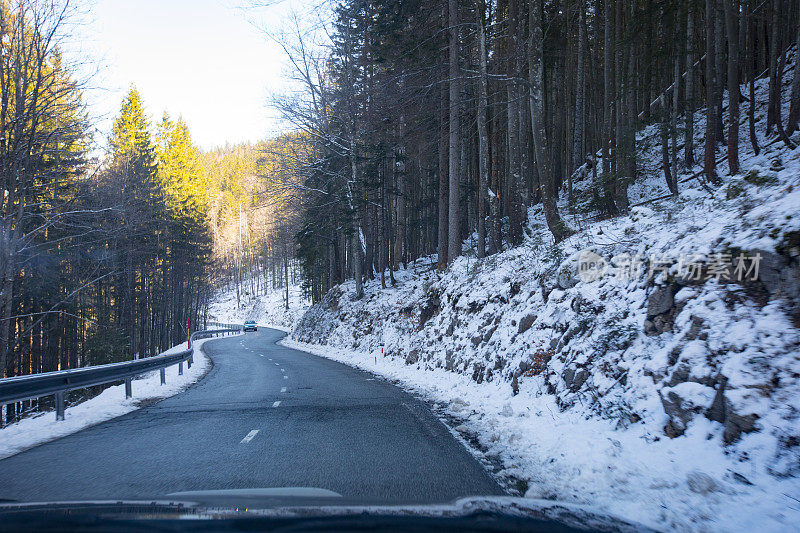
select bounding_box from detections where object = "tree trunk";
[506,0,522,246]
[685,5,696,167]
[672,5,682,183]
[283,247,289,310]
[626,2,636,184]
[572,0,586,179]
[788,0,800,134]
[662,97,677,194]
[613,0,630,211]
[352,232,363,299]
[394,126,406,269]
[447,0,461,264]
[437,11,449,270]
[747,1,760,155]
[704,0,720,183]
[0,260,14,379]
[767,0,779,134]
[602,0,616,214]
[715,0,726,144]
[768,0,796,147]
[349,139,364,299]
[529,0,572,242]
[476,0,490,259]
[724,0,740,174]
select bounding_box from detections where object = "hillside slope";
[208,283,309,332]
[288,59,800,529]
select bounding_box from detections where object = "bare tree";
[0,0,88,378]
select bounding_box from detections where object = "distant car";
[243,320,257,332]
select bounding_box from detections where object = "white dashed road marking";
[281,387,287,393]
[283,376,288,380]
[240,430,259,444]
[272,401,281,407]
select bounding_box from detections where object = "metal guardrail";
[0,323,242,421]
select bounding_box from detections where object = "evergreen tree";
[111,88,158,179]
[156,114,210,229]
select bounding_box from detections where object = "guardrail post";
[160,368,166,385]
[125,378,132,399]
[55,391,65,421]
[178,361,183,375]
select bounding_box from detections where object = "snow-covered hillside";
[208,282,310,332]
[285,59,800,529]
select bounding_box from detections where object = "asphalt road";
[0,329,504,504]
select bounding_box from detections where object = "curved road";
[0,329,504,504]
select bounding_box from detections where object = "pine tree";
[106,87,163,358]
[156,114,210,226]
[111,88,158,178]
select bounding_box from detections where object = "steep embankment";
[289,63,800,529]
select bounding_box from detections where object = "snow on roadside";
[281,336,800,532]
[0,336,230,460]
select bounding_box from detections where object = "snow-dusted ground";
[276,56,800,531]
[0,337,228,461]
[208,282,310,332]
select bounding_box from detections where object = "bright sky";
[82,0,289,150]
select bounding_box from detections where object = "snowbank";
[282,336,799,531]
[0,336,227,460]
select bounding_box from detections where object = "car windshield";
[0,0,798,531]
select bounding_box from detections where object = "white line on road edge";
[240,430,259,444]
[281,387,287,393]
[272,401,281,407]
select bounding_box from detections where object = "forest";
[270,0,800,301]
[2,0,800,421]
[0,0,293,423]
[2,0,799,526]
